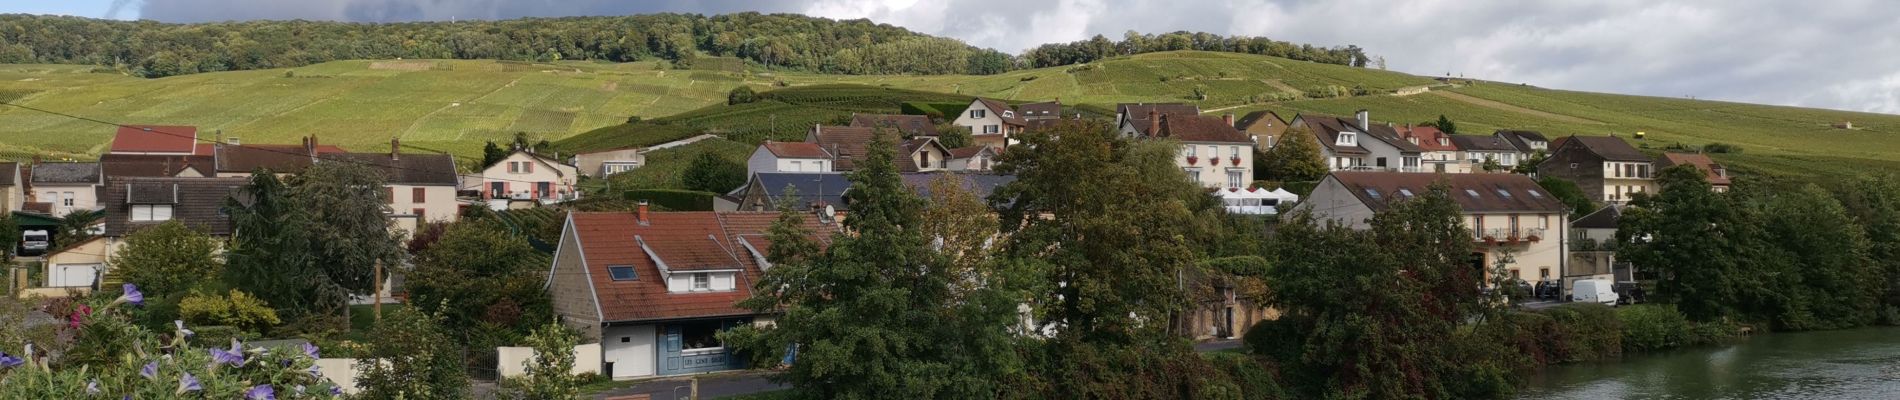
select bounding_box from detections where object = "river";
[1516,327,1900,399]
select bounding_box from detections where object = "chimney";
[1355,109,1369,130]
[216,130,225,146]
[636,200,650,225]
[1148,110,1159,135]
[390,137,400,160]
[1222,113,1235,127]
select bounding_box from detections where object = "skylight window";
[1465,189,1482,198]
[608,265,637,281]
[1495,189,1514,198]
[1398,188,1415,198]
[1527,190,1545,199]
[1364,188,1382,199]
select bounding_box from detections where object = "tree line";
[0,13,1365,78]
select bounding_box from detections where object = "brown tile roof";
[1659,153,1730,186]
[1450,135,1520,152]
[808,126,917,172]
[1140,114,1253,144]
[974,98,1027,126]
[215,144,341,174]
[100,154,216,178]
[1555,135,1651,162]
[110,125,203,154]
[849,114,939,137]
[101,177,248,237]
[1235,110,1286,131]
[1296,114,1369,155]
[947,145,994,159]
[568,211,836,322]
[1327,171,1568,213]
[1396,125,1457,152]
[322,153,460,186]
[1018,101,1061,119]
[1117,103,1201,120]
[762,142,832,159]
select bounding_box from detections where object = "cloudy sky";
[22,0,1900,114]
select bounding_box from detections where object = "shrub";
[179,289,282,333]
[1617,304,1694,352]
[1702,142,1743,154]
[1542,303,1623,362]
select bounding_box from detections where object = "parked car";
[1571,279,1620,306]
[1534,280,1563,301]
[20,229,49,256]
[1613,282,1646,305]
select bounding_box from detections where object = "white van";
[1571,279,1619,306]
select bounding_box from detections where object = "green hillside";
[2,51,1896,179]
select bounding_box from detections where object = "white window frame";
[1226,170,1244,189]
[1338,132,1357,146]
[131,204,173,222]
[971,109,986,119]
[691,273,711,291]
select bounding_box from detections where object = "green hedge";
[901,101,971,119]
[623,189,718,211]
[1617,304,1737,352]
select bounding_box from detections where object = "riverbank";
[1517,326,1900,399]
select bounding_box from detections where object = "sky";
[17,0,1900,114]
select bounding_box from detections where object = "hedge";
[901,101,972,119]
[623,189,718,211]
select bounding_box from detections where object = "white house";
[952,98,1028,148]
[1450,135,1524,170]
[576,147,646,178]
[1121,112,1257,190]
[747,141,834,175]
[28,162,103,216]
[946,145,1000,172]
[1302,171,1572,291]
[324,140,462,237]
[470,147,580,204]
[1291,110,1423,172]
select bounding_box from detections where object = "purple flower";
[0,352,21,369]
[176,372,202,394]
[211,348,244,366]
[174,320,195,338]
[307,364,323,378]
[87,380,100,395]
[118,284,144,306]
[140,361,158,379]
[302,342,320,359]
[245,384,276,400]
[329,386,343,396]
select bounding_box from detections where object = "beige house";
[325,142,462,237]
[1539,135,1657,204]
[575,147,645,178]
[27,162,103,216]
[1302,171,1572,290]
[1121,112,1257,190]
[1234,110,1290,150]
[471,148,580,204]
[951,98,1052,148]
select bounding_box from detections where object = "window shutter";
[526,162,534,173]
[385,187,394,204]
[413,187,426,203]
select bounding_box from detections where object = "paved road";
[591,340,1246,399]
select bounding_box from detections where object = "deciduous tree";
[113,220,222,299]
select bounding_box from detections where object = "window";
[983,125,999,134]
[1338,132,1357,146]
[971,109,986,119]
[1183,168,1200,181]
[412,187,426,203]
[1509,215,1520,231]
[411,208,425,216]
[131,205,173,221]
[1511,269,1522,280]
[1637,164,1650,178]
[608,265,637,281]
[1229,146,1240,158]
[692,273,711,290]
[1003,110,1014,118]
[1438,138,1449,146]
[1624,164,1635,178]
[1266,136,1277,148]
[1227,170,1243,189]
[1364,188,1382,199]
[678,320,725,352]
[1496,189,1513,198]
[1465,189,1482,198]
[1527,189,1545,199]
[507,161,521,173]
[1539,268,1551,279]
[61,192,75,206]
[1398,188,1415,198]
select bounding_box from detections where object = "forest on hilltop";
[0,13,1367,78]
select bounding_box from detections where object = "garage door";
[49,263,100,288]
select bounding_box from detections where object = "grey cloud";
[133,0,1900,113]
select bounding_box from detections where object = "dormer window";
[1003,110,1014,118]
[1438,138,1449,146]
[1338,132,1357,146]
[1407,137,1419,145]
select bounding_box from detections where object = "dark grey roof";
[102,177,248,237]
[322,153,460,186]
[739,172,851,210]
[1572,205,1621,229]
[901,172,1016,202]
[30,162,102,185]
[1450,135,1520,152]
[0,162,16,186]
[1361,124,1424,153]
[1496,130,1549,152]
[1555,136,1652,162]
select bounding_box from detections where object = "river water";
[1516,327,1900,399]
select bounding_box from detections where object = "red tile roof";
[1659,153,1730,186]
[1396,125,1457,152]
[1135,114,1253,144]
[762,142,832,159]
[110,125,202,154]
[568,211,837,322]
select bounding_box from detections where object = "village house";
[106,125,212,156]
[1450,134,1523,171]
[325,139,462,236]
[719,172,850,213]
[27,161,102,216]
[574,147,645,178]
[1657,153,1730,192]
[1301,171,1571,290]
[547,206,840,379]
[211,136,346,177]
[0,162,21,214]
[1234,110,1290,150]
[1396,124,1467,173]
[1292,111,1423,172]
[805,125,950,173]
[470,146,581,206]
[33,177,252,291]
[1115,103,1201,127]
[1121,111,1256,189]
[1538,135,1657,203]
[952,98,1031,148]
[746,141,833,175]
[849,113,939,138]
[1496,130,1551,156]
[946,145,1000,172]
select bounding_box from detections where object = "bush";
[1617,304,1694,352]
[1542,303,1623,362]
[1702,142,1742,154]
[179,289,282,333]
[727,85,758,105]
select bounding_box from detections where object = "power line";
[0,101,569,187]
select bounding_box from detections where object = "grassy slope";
[3,51,1896,178]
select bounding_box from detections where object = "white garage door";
[602,325,656,378]
[49,263,101,288]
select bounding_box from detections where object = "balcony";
[1472,227,1546,244]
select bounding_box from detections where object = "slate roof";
[567,211,837,322]
[110,125,203,154]
[102,177,248,237]
[901,172,1016,201]
[322,153,461,186]
[1572,206,1621,229]
[1296,114,1370,155]
[1659,153,1730,186]
[1359,123,1424,153]
[1496,130,1549,152]
[1235,110,1287,131]
[1327,171,1568,213]
[1131,114,1253,144]
[29,162,102,185]
[849,114,939,137]
[735,172,851,210]
[0,163,16,186]
[1450,135,1521,152]
[100,154,215,177]
[762,142,832,159]
[1018,101,1062,119]
[1554,135,1652,162]
[1395,125,1457,152]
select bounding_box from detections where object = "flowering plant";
[0,284,344,399]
